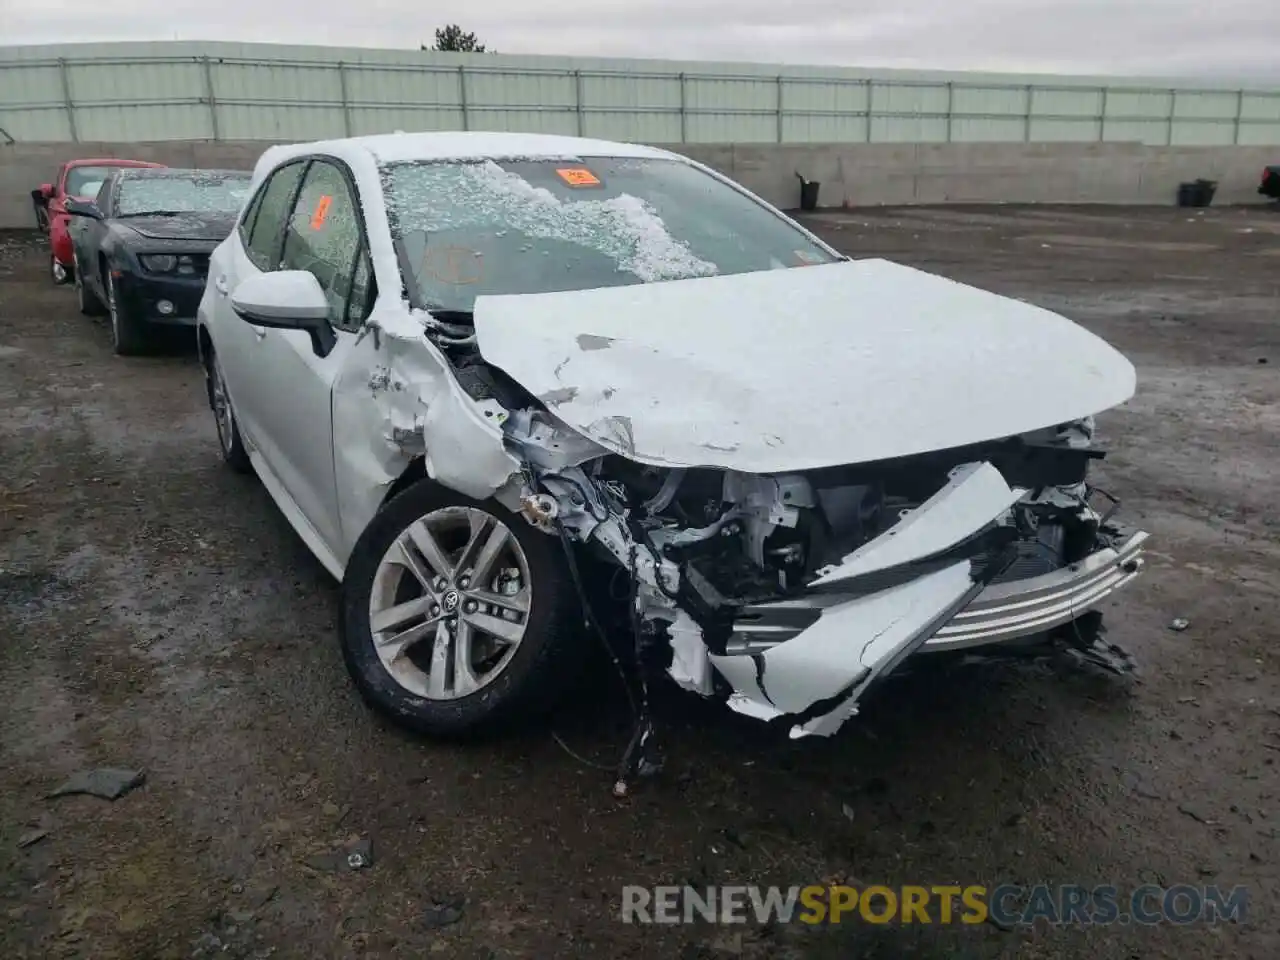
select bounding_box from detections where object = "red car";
[33,158,164,284]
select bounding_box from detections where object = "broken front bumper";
[699,462,1149,738]
[722,530,1147,657]
[923,530,1147,651]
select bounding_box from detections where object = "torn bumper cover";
[701,463,1148,738]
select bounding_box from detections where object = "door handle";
[214,275,229,296]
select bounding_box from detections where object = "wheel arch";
[381,456,428,510]
[338,470,587,736]
[196,323,214,369]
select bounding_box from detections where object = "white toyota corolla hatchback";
[197,132,1148,741]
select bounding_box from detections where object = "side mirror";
[64,197,102,219]
[230,270,336,357]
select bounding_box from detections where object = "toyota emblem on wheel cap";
[442,589,461,612]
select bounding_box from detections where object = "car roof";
[258,131,678,172]
[66,158,164,169]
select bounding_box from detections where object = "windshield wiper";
[117,210,188,218]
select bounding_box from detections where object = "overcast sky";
[3,0,1279,81]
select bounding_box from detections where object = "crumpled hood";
[473,258,1137,472]
[123,213,236,242]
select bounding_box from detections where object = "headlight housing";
[140,254,177,273]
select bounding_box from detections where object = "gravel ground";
[1,203,1278,959]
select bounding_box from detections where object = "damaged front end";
[366,168,1147,742]
[498,407,1148,741]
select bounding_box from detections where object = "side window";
[237,182,265,250]
[246,161,306,272]
[281,160,370,331]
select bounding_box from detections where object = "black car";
[1261,166,1280,202]
[65,167,252,355]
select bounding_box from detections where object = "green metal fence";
[2,42,1279,145]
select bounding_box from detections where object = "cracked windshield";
[116,173,252,216]
[381,157,838,312]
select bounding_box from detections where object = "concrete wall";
[2,139,1275,229]
[676,142,1280,209]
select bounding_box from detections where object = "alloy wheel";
[106,274,119,347]
[210,357,236,454]
[367,506,532,701]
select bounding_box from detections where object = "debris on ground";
[306,837,374,873]
[47,768,145,801]
[246,883,279,910]
[422,894,466,930]
[16,829,48,849]
[1169,618,1190,632]
[1064,634,1139,675]
[1177,804,1217,825]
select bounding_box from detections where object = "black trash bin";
[1177,179,1219,208]
[796,172,820,211]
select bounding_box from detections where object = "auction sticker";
[556,167,602,187]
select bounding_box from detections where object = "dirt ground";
[2,203,1278,959]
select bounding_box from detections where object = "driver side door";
[248,158,376,564]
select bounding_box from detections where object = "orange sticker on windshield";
[555,167,601,187]
[310,194,333,229]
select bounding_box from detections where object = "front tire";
[340,482,585,737]
[51,253,71,285]
[74,253,104,316]
[106,271,146,356]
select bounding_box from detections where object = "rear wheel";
[73,253,104,316]
[339,483,585,737]
[106,272,146,356]
[51,254,70,285]
[207,348,252,474]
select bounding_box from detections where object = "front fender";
[49,216,73,262]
